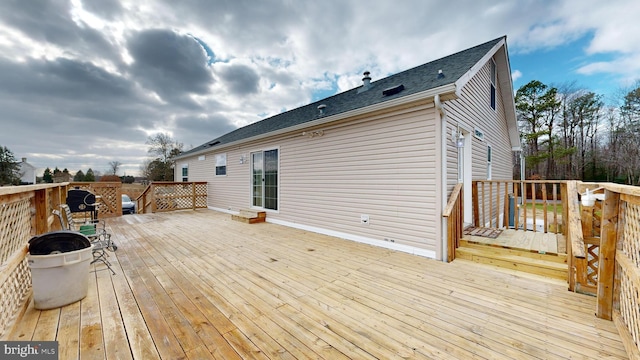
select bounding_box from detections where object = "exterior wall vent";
[382,84,405,96]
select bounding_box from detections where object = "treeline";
[516,80,640,185]
[40,167,135,183]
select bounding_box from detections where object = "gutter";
[435,93,448,262]
[175,83,457,160]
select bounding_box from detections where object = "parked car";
[122,194,136,214]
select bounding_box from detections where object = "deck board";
[7,209,626,359]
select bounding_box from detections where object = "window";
[486,145,492,180]
[490,59,496,110]
[215,153,227,176]
[181,164,188,182]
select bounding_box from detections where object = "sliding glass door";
[251,149,278,210]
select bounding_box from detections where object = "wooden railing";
[472,180,566,234]
[0,183,69,339]
[136,182,207,214]
[588,182,640,358]
[68,182,122,218]
[443,184,463,262]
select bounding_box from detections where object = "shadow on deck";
[9,210,625,359]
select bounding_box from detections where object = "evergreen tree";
[73,170,85,182]
[42,167,53,183]
[85,168,96,182]
[0,145,21,185]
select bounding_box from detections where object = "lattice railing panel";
[152,183,208,212]
[618,259,640,349]
[69,182,122,218]
[586,244,599,286]
[622,201,640,267]
[617,198,640,353]
[0,258,31,338]
[0,196,32,264]
[0,191,39,338]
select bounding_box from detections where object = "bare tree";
[143,133,183,181]
[108,161,122,175]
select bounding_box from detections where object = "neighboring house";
[175,36,520,261]
[53,172,73,183]
[18,158,36,185]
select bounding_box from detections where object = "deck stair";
[232,209,266,224]
[455,240,568,280]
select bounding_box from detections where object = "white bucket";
[28,245,93,310]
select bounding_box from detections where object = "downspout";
[435,94,448,262]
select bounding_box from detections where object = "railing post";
[192,182,196,210]
[151,184,157,213]
[33,188,48,235]
[472,181,478,227]
[596,190,620,320]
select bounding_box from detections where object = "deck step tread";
[455,245,568,280]
[459,240,567,264]
[231,209,266,224]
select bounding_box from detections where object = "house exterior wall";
[18,161,36,185]
[179,103,441,257]
[443,56,514,224]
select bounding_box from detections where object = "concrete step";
[231,209,266,224]
[455,244,568,280]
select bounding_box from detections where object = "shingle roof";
[181,36,504,157]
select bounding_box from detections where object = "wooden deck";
[9,210,626,359]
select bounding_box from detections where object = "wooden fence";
[136,182,208,214]
[68,182,122,218]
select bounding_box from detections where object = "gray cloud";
[0,0,637,177]
[127,29,214,99]
[0,0,120,63]
[218,64,260,95]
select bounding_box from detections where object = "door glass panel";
[263,149,278,210]
[252,152,263,207]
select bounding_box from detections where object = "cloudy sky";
[1,0,639,177]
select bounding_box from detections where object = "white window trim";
[181,163,188,182]
[486,144,493,180]
[215,153,227,176]
[249,146,280,213]
[490,59,497,111]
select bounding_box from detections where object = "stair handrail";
[135,183,152,214]
[443,183,464,262]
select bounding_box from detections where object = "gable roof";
[179,36,513,158]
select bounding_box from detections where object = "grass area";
[521,202,562,214]
[122,183,147,199]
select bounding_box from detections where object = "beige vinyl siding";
[182,103,439,253]
[443,57,514,225]
[279,105,438,251]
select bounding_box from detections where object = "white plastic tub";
[28,245,93,310]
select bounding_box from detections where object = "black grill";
[66,189,97,219]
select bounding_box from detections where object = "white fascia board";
[454,38,505,97]
[175,83,457,160]
[454,37,520,150]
